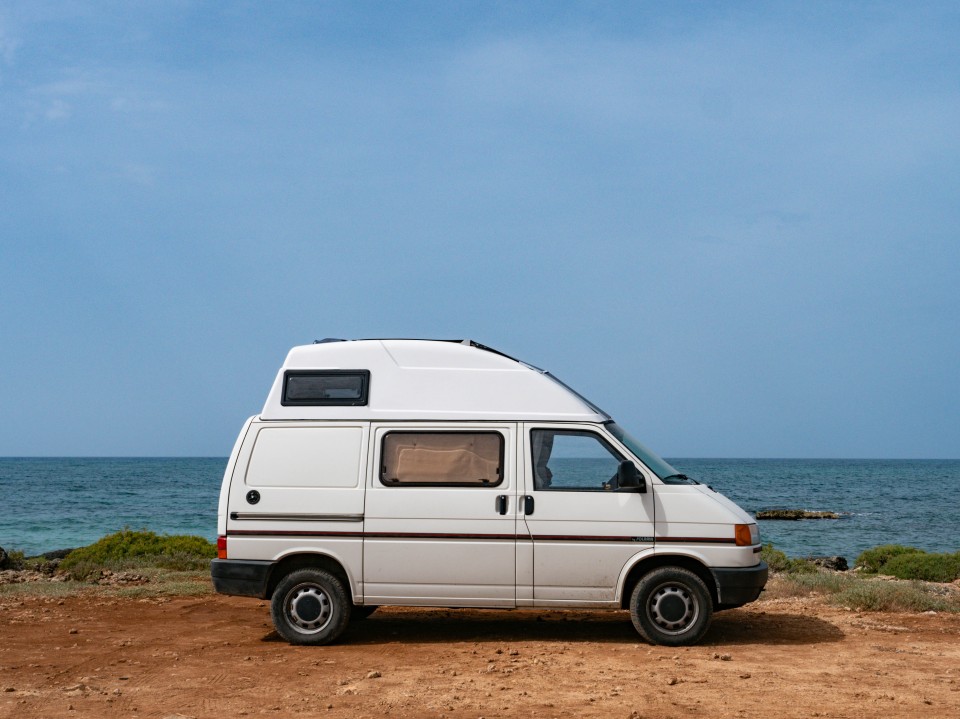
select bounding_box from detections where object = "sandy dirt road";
[2,590,959,719]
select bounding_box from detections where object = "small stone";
[4,687,14,693]
[69,628,78,634]
[719,654,732,661]
[366,670,381,679]
[739,673,751,679]
[667,677,679,686]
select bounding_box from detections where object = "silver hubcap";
[286,584,332,634]
[647,583,699,635]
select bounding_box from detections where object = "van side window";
[381,432,504,487]
[282,370,370,406]
[531,430,624,491]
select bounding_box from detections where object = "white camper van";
[212,339,767,646]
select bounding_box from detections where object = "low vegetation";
[1,530,215,597]
[57,529,215,580]
[854,544,960,582]
[5,534,959,612]
[1,548,27,570]
[763,543,960,613]
[759,544,817,574]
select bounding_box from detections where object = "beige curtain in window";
[383,433,501,484]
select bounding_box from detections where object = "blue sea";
[1,457,958,562]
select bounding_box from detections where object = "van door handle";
[495,495,508,515]
[523,495,534,515]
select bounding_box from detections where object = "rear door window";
[380,432,504,486]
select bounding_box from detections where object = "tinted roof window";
[282,370,369,406]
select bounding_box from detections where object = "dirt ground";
[2,585,959,719]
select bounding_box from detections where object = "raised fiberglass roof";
[259,338,608,422]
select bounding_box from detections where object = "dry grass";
[766,570,960,612]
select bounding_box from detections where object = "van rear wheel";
[271,568,350,645]
[630,567,712,646]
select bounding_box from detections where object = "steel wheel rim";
[646,582,699,635]
[285,583,333,634]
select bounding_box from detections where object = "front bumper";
[711,560,768,608]
[211,558,273,598]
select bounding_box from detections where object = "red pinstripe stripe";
[226,530,735,544]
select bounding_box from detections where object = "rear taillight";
[217,535,227,559]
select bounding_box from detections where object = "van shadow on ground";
[261,607,843,647]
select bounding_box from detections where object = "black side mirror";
[617,460,647,493]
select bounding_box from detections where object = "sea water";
[1,457,958,562]
[674,458,960,561]
[0,458,223,557]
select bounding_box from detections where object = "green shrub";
[760,544,789,571]
[855,544,924,573]
[760,544,816,574]
[879,552,960,583]
[854,544,960,582]
[59,529,216,580]
[2,548,26,570]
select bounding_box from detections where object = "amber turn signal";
[734,523,757,546]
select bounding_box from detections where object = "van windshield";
[605,422,691,483]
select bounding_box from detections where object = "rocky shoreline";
[0,545,148,586]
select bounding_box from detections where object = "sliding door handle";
[523,495,535,515]
[496,495,508,515]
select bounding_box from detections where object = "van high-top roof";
[260,339,608,422]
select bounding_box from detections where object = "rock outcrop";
[755,509,842,520]
[805,555,849,571]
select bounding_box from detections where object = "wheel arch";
[619,553,718,609]
[265,552,354,602]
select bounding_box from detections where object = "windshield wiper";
[660,473,698,484]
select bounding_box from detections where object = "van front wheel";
[630,567,712,646]
[271,568,350,645]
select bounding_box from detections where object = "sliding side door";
[363,423,519,607]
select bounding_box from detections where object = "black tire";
[630,567,713,646]
[270,568,351,645]
[351,605,378,620]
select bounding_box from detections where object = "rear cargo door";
[225,422,368,594]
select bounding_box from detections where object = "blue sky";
[1,2,958,458]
